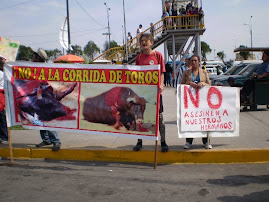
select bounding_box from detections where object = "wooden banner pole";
[7,127,14,164]
[154,140,158,169]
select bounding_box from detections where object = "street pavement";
[1,159,269,201]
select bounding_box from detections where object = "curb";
[1,148,269,164]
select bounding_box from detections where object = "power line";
[6,28,106,38]
[0,0,38,11]
[25,29,105,46]
[75,0,105,28]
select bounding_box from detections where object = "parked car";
[210,63,248,81]
[205,65,217,75]
[210,60,263,84]
[212,63,261,86]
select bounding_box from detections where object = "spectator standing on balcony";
[136,24,142,36]
[191,7,198,15]
[162,11,169,31]
[0,55,8,144]
[179,6,186,14]
[186,6,192,15]
[164,1,172,16]
[171,3,178,29]
[136,24,143,49]
[133,33,168,153]
[186,2,193,11]
[127,32,132,42]
[198,7,204,25]
[127,32,133,53]
[172,4,178,16]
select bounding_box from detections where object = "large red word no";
[184,86,222,109]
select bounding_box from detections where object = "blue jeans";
[40,130,61,145]
[165,73,172,85]
[0,109,8,141]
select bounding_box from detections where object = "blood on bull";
[83,87,147,131]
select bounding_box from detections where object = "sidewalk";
[1,87,269,164]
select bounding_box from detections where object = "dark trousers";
[0,109,8,141]
[186,137,208,145]
[241,79,254,103]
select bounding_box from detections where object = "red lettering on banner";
[184,86,199,109]
[223,109,229,116]
[207,87,223,109]
[184,112,189,118]
[228,122,232,129]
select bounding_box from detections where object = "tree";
[71,45,83,56]
[16,45,34,61]
[103,40,120,52]
[201,41,212,60]
[84,41,100,62]
[45,49,62,60]
[239,45,250,60]
[217,51,225,62]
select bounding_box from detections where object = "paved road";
[0,159,269,201]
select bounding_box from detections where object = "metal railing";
[93,15,204,63]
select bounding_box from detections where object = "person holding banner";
[0,55,8,144]
[181,55,212,149]
[32,48,61,151]
[133,33,168,152]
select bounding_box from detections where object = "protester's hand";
[190,82,198,89]
[159,85,164,93]
[197,82,203,88]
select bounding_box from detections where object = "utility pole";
[104,3,111,50]
[123,0,128,59]
[66,0,71,53]
[250,16,253,48]
[243,16,253,48]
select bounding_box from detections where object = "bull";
[14,80,77,124]
[83,87,147,131]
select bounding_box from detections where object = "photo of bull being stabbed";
[13,80,78,128]
[80,84,158,135]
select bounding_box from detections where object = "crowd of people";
[120,1,204,60]
[162,0,204,29]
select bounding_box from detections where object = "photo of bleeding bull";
[13,80,78,128]
[80,84,158,135]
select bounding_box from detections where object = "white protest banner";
[0,37,20,62]
[4,62,160,140]
[177,85,240,138]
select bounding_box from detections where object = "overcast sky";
[1,0,268,61]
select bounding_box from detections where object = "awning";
[234,47,269,52]
[54,54,84,63]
